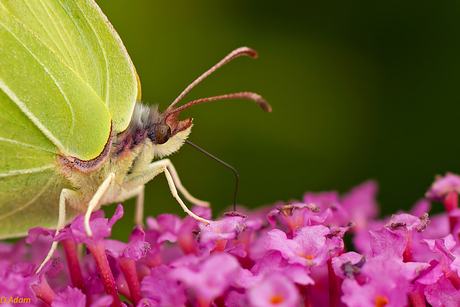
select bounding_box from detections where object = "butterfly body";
[0,0,271,250]
[56,102,194,216]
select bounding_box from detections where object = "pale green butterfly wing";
[0,3,110,160]
[0,0,139,237]
[0,90,79,238]
[0,164,77,238]
[0,169,67,237]
[1,0,140,135]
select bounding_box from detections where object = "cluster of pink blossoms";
[2,173,460,307]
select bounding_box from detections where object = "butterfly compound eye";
[156,123,172,144]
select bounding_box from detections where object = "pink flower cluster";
[2,173,460,307]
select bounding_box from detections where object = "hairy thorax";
[55,102,193,213]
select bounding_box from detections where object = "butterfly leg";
[134,185,145,226]
[38,173,115,273]
[163,166,211,225]
[37,188,80,273]
[161,159,210,208]
[122,159,211,225]
[109,184,145,226]
[84,173,116,237]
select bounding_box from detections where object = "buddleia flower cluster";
[2,173,460,307]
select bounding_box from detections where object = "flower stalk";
[4,174,460,306]
[87,240,121,307]
[61,238,85,293]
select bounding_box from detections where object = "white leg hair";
[135,185,145,226]
[37,159,210,273]
[84,173,116,237]
[112,185,145,226]
[162,159,210,208]
[163,167,211,225]
[122,159,211,225]
[36,188,80,273]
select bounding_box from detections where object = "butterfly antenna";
[185,140,239,211]
[167,92,271,116]
[167,47,259,112]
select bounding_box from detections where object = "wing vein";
[52,1,90,86]
[23,0,71,66]
[0,165,54,178]
[0,19,76,146]
[0,175,54,220]
[73,0,110,106]
[0,79,66,152]
[36,0,75,69]
[0,137,56,154]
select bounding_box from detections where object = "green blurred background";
[95,0,460,238]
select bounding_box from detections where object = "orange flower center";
[375,296,389,307]
[270,295,284,304]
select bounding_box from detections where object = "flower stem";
[61,238,85,293]
[445,192,459,232]
[144,250,163,268]
[408,283,426,307]
[87,241,121,307]
[178,234,198,255]
[117,257,143,306]
[298,284,312,307]
[211,239,228,253]
[197,296,211,307]
[31,275,55,305]
[328,258,341,307]
[403,234,414,262]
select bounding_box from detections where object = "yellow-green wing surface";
[1,0,141,134]
[0,90,79,238]
[0,0,140,160]
[0,2,110,160]
[0,0,140,237]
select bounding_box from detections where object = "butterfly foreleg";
[84,173,116,237]
[122,158,211,225]
[36,188,80,273]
